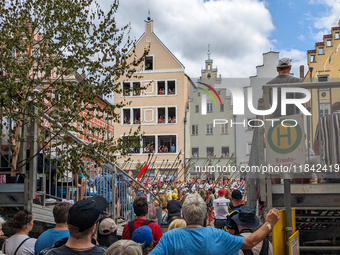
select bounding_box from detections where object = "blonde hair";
[168,219,187,231]
[104,240,142,255]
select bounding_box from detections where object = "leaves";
[0,0,148,176]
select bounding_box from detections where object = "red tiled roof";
[307,50,316,54]
[332,26,340,31]
[323,34,332,38]
[315,42,324,46]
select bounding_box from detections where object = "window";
[157,80,176,95]
[143,136,156,153]
[123,109,131,124]
[318,75,329,82]
[145,56,153,70]
[157,107,176,124]
[198,92,200,97]
[192,147,199,157]
[318,47,324,55]
[206,124,213,135]
[221,123,228,134]
[247,118,256,130]
[33,48,39,58]
[195,105,199,113]
[207,102,213,113]
[326,40,332,47]
[168,107,176,123]
[87,124,91,135]
[168,80,176,94]
[335,32,340,40]
[122,136,141,154]
[221,147,229,158]
[191,125,199,135]
[133,108,141,124]
[94,126,98,137]
[310,55,316,63]
[206,147,214,157]
[246,142,252,155]
[157,107,165,123]
[319,103,330,119]
[158,81,165,95]
[158,135,176,153]
[132,82,141,96]
[220,103,224,112]
[123,82,130,96]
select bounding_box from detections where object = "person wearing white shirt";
[213,189,230,229]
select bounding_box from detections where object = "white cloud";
[104,0,274,78]
[298,34,305,41]
[308,0,340,41]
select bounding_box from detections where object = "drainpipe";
[184,116,187,181]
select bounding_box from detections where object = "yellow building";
[306,20,340,144]
[114,16,193,179]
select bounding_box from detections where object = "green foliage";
[0,0,147,176]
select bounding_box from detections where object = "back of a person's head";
[182,194,207,225]
[104,240,142,255]
[97,218,118,247]
[53,202,72,224]
[8,210,33,230]
[133,197,148,216]
[168,219,187,230]
[332,102,340,113]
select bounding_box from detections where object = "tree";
[0,0,147,177]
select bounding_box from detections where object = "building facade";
[188,54,235,179]
[114,17,192,179]
[236,51,279,166]
[306,20,340,145]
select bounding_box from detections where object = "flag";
[137,161,148,179]
[329,50,334,64]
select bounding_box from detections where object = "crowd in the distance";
[0,175,278,255]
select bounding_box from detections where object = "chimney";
[299,65,304,79]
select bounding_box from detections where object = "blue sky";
[108,0,340,78]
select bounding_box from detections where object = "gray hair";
[182,193,207,225]
[0,216,5,225]
[104,240,142,255]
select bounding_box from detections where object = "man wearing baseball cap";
[226,190,244,235]
[213,189,230,229]
[39,196,107,255]
[234,206,273,255]
[266,57,303,118]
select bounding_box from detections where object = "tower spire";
[207,44,211,60]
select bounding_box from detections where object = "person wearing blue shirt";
[35,202,72,255]
[149,194,280,255]
[94,172,113,203]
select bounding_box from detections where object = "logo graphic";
[267,118,302,154]
[197,82,223,115]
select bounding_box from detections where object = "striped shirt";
[315,113,340,165]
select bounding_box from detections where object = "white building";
[236,51,279,166]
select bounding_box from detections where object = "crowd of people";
[0,175,277,255]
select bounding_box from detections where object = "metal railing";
[0,109,162,226]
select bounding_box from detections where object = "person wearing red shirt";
[121,196,162,247]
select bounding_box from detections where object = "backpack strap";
[13,237,31,255]
[259,238,269,255]
[242,250,254,255]
[141,219,152,226]
[128,221,135,238]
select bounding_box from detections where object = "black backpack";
[241,238,269,255]
[128,219,153,238]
